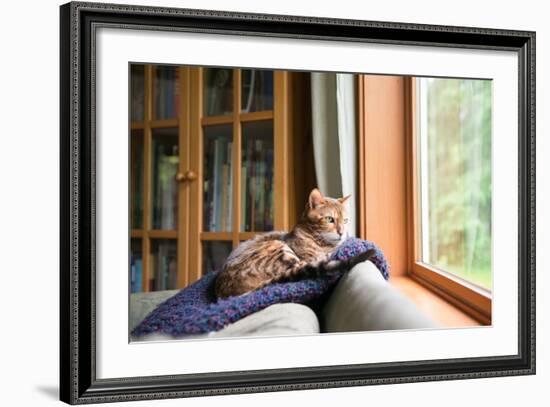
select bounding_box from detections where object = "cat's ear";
[308,188,325,209]
[338,194,352,205]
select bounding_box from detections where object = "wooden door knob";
[184,170,197,181]
[175,170,198,182]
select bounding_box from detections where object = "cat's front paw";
[348,249,376,268]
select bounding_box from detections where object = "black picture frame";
[60,1,536,404]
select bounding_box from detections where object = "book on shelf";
[160,155,178,230]
[206,136,233,231]
[242,137,254,231]
[152,142,178,230]
[242,70,256,113]
[221,164,228,231]
[131,67,145,121]
[130,138,144,227]
[165,69,172,118]
[156,71,162,119]
[130,254,143,293]
[166,68,178,118]
[210,138,221,230]
[251,137,268,231]
[241,165,247,231]
[242,70,274,113]
[149,252,156,291]
[250,139,255,230]
[173,69,179,116]
[206,69,232,116]
[240,136,274,231]
[155,69,163,119]
[168,256,177,289]
[255,138,264,230]
[154,67,178,119]
[263,71,274,111]
[265,146,274,230]
[161,253,170,290]
[151,243,177,291]
[225,141,233,231]
[203,176,212,232]
[226,149,233,231]
[156,245,165,291]
[131,197,143,228]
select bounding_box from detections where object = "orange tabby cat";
[214,188,374,298]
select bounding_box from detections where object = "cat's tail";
[270,249,376,284]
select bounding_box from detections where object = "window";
[357,75,492,324]
[409,78,493,322]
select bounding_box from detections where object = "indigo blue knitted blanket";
[131,238,389,337]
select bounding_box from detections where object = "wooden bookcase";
[129,65,312,292]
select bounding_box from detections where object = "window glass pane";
[152,128,179,230]
[130,64,144,122]
[418,78,492,290]
[203,125,233,232]
[241,70,274,113]
[203,68,233,116]
[130,129,144,229]
[150,239,178,291]
[241,120,274,232]
[153,65,179,120]
[130,239,143,293]
[203,241,233,275]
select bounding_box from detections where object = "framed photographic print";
[60,1,535,404]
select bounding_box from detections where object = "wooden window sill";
[390,275,480,327]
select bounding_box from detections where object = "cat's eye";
[325,216,335,223]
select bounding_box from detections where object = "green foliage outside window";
[421,78,492,290]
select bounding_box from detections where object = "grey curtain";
[310,72,357,236]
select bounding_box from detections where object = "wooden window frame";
[358,75,492,325]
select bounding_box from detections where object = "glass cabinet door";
[129,64,186,292]
[200,68,275,275]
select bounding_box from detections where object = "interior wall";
[359,75,409,276]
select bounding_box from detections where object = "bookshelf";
[130,64,311,292]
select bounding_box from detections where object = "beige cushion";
[322,260,437,332]
[130,291,320,341]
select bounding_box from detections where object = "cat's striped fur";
[214,189,375,299]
